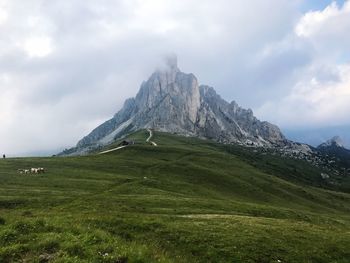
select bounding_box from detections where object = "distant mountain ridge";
[284,127,350,149]
[317,136,350,168]
[318,136,345,149]
[69,56,289,155]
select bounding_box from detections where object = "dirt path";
[146,129,158,146]
[98,145,127,155]
[99,129,157,155]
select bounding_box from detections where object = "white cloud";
[255,1,350,129]
[257,63,350,128]
[21,36,54,57]
[295,2,342,37]
[0,0,9,24]
[294,1,350,56]
[0,9,7,25]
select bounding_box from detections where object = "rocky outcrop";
[69,56,288,155]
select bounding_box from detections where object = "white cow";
[30,167,45,174]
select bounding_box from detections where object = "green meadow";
[0,130,349,262]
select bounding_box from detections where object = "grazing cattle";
[30,167,45,174]
[18,167,45,175]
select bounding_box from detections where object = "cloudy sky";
[0,0,349,156]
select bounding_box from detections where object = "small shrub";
[66,243,86,258]
[21,211,33,217]
[0,244,29,262]
[0,200,25,209]
[13,222,33,234]
[0,229,17,245]
[116,256,128,263]
[40,240,60,253]
[33,220,46,231]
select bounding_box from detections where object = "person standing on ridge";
[3,154,5,159]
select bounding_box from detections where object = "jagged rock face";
[134,64,200,130]
[74,57,286,153]
[196,86,286,145]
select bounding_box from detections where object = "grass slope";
[0,130,349,262]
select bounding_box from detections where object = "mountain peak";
[330,136,344,147]
[70,57,287,155]
[318,136,344,149]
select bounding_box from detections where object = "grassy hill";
[0,130,349,262]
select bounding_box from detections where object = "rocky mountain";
[318,136,345,149]
[66,56,292,155]
[316,136,350,170]
[317,136,350,157]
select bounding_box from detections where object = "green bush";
[65,243,86,258]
